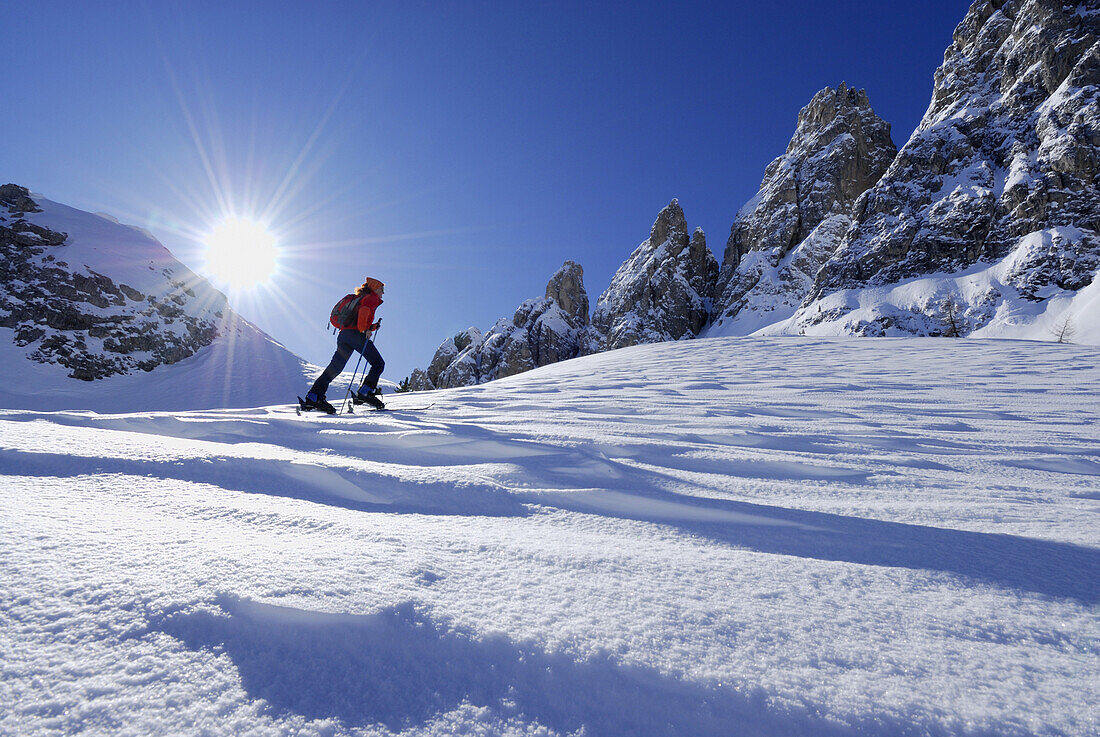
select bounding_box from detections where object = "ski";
[346,402,435,413]
[295,398,434,416]
[348,391,386,410]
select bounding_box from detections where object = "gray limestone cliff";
[803,0,1100,332]
[710,85,897,333]
[590,200,718,351]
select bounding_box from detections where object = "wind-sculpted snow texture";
[803,0,1100,334]
[0,185,312,409]
[2,337,1097,737]
[709,85,896,334]
[413,261,592,390]
[590,199,718,350]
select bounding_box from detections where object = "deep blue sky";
[2,1,971,381]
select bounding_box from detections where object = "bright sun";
[202,218,279,290]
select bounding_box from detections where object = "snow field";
[1,337,1098,736]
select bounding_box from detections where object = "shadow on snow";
[3,414,1096,604]
[147,594,934,737]
[0,448,527,518]
[533,479,1100,606]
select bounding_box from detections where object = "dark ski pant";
[308,329,384,399]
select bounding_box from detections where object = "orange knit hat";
[361,277,384,293]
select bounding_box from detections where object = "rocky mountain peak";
[590,201,717,351]
[544,259,588,326]
[708,85,896,333]
[647,199,688,255]
[790,83,873,152]
[721,85,896,277]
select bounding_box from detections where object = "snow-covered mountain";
[413,205,719,389]
[3,337,1097,736]
[409,1,1099,389]
[789,0,1100,339]
[0,184,312,411]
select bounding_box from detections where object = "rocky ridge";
[0,185,223,380]
[413,202,723,389]
[411,0,1099,389]
[409,92,892,388]
[411,261,591,390]
[800,0,1100,335]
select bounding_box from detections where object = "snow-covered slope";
[2,337,1097,736]
[0,323,314,413]
[758,245,1100,342]
[0,186,313,410]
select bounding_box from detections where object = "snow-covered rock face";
[590,200,718,351]
[0,185,226,380]
[422,326,482,389]
[710,85,896,332]
[415,261,591,389]
[808,1,1100,310]
[544,258,589,326]
[721,84,896,277]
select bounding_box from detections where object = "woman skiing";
[300,277,386,413]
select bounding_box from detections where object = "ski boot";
[351,386,386,410]
[299,392,337,415]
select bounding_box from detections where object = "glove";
[371,320,381,331]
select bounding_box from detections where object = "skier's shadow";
[147,594,912,736]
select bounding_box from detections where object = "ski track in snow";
[1,337,1098,737]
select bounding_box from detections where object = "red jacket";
[356,291,383,332]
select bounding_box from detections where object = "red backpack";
[329,293,362,330]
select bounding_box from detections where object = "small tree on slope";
[938,296,964,337]
[1051,314,1076,344]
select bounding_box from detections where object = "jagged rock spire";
[590,200,718,351]
[710,85,896,331]
[721,84,896,275]
[544,260,588,326]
